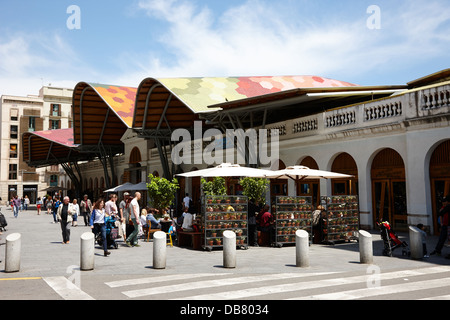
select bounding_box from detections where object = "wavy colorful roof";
[31,128,77,147]
[87,83,137,128]
[156,76,358,112]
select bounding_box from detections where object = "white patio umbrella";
[176,163,273,178]
[103,182,134,193]
[264,165,354,181]
[128,182,148,191]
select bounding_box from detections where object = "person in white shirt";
[105,194,118,216]
[181,207,193,232]
[126,192,141,247]
[183,193,191,210]
[71,199,80,227]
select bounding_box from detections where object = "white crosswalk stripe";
[108,266,450,300]
[122,272,336,298]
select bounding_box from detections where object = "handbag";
[110,228,119,240]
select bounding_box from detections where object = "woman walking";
[89,198,111,257]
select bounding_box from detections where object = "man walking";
[57,196,74,244]
[126,192,141,247]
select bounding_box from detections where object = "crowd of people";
[14,191,179,257]
[8,189,450,258]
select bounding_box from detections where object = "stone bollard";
[409,226,423,260]
[223,230,236,268]
[5,233,21,273]
[295,230,309,268]
[153,231,166,269]
[359,230,373,264]
[80,232,95,271]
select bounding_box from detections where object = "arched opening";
[371,148,407,230]
[297,156,320,206]
[128,147,143,184]
[430,140,450,234]
[331,153,358,196]
[270,160,287,204]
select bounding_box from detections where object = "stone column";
[295,230,309,268]
[80,232,95,271]
[153,231,167,269]
[223,230,236,268]
[409,226,423,260]
[359,230,373,264]
[5,233,21,273]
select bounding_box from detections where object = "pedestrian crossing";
[103,266,450,300]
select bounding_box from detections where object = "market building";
[22,69,450,235]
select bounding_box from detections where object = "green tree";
[146,174,179,214]
[239,177,269,205]
[201,177,227,196]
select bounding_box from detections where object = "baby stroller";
[377,221,409,257]
[96,215,119,250]
[0,208,7,232]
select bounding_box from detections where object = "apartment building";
[0,86,73,204]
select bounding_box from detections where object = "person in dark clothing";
[257,204,274,245]
[57,196,74,244]
[431,195,450,257]
[248,199,261,246]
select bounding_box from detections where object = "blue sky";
[0,0,449,96]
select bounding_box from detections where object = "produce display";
[321,195,359,244]
[203,195,248,250]
[274,196,313,247]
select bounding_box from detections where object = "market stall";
[204,195,248,251]
[320,195,360,244]
[274,196,313,247]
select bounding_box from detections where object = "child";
[417,224,428,258]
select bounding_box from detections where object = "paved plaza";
[1,205,450,302]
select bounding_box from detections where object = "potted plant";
[215,238,222,245]
[201,177,227,197]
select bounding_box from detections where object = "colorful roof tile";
[157,76,358,112]
[88,83,137,128]
[32,128,77,148]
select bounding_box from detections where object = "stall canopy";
[264,166,353,181]
[177,163,273,178]
[104,182,148,193]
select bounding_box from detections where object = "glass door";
[373,180,390,223]
[392,180,407,230]
[431,179,450,234]
[372,179,407,230]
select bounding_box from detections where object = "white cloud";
[0,32,96,96]
[1,0,449,96]
[133,0,450,84]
